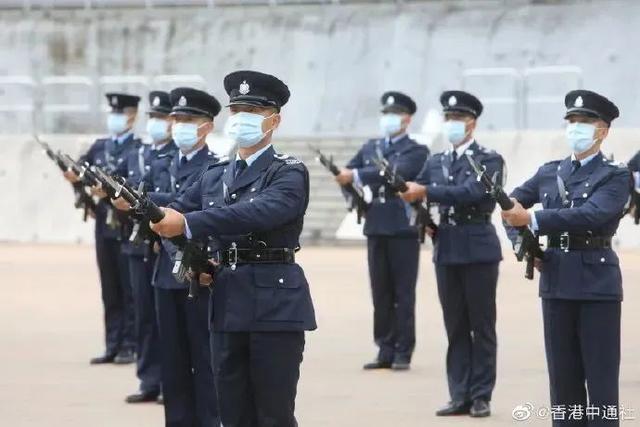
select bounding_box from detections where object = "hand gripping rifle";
[94,170,215,299]
[372,155,438,243]
[311,146,368,224]
[35,136,96,221]
[466,153,543,280]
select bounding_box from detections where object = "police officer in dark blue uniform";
[150,70,317,427]
[114,91,178,403]
[65,92,141,365]
[148,87,220,426]
[401,91,503,417]
[335,91,428,370]
[502,90,628,427]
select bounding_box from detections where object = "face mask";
[225,112,275,148]
[379,114,403,137]
[443,120,467,144]
[565,122,598,154]
[172,122,206,151]
[107,113,128,135]
[146,118,169,142]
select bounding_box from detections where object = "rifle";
[96,171,215,299]
[311,146,368,224]
[35,136,96,221]
[466,153,544,280]
[372,156,438,243]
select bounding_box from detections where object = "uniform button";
[249,198,254,202]
[449,176,453,181]
[223,168,227,173]
[585,182,590,187]
[231,194,237,199]
[278,278,284,284]
[155,187,160,191]
[176,184,180,188]
[600,257,606,263]
[251,188,256,192]
[543,193,547,197]
[583,193,588,198]
[433,183,438,187]
[209,201,214,206]
[128,170,133,175]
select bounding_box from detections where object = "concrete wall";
[1,0,640,135]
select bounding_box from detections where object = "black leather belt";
[440,212,492,225]
[548,233,612,251]
[219,246,296,267]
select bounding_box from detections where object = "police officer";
[334,91,428,370]
[502,90,628,426]
[114,91,177,403]
[150,70,316,427]
[64,93,140,365]
[149,87,220,426]
[401,91,503,417]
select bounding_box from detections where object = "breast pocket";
[202,192,223,209]
[253,264,306,323]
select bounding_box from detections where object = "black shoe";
[470,399,491,417]
[391,356,411,371]
[436,401,471,416]
[125,391,160,404]
[113,349,135,365]
[90,353,116,365]
[362,359,392,370]
[156,394,164,405]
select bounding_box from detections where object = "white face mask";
[225,112,275,148]
[146,118,169,142]
[565,122,600,154]
[442,120,468,145]
[107,113,128,135]
[379,114,403,137]
[172,122,207,152]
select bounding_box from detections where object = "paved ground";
[0,243,639,426]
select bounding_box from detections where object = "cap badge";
[111,96,118,106]
[574,96,584,108]
[239,80,250,95]
[448,96,457,106]
[153,96,160,107]
[386,96,395,105]
[178,96,187,107]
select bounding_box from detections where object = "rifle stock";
[465,153,543,280]
[372,156,438,243]
[311,145,368,224]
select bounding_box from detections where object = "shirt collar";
[454,138,475,158]
[571,151,599,167]
[113,130,132,145]
[385,132,407,146]
[236,144,272,167]
[152,141,169,151]
[179,144,205,163]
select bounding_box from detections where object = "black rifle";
[372,156,438,243]
[97,172,215,299]
[35,136,96,221]
[466,154,544,280]
[312,146,368,224]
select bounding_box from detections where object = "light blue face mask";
[442,120,467,144]
[107,113,128,136]
[565,122,598,154]
[172,122,206,152]
[146,118,169,142]
[379,114,403,137]
[225,112,274,148]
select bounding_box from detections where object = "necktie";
[571,160,581,173]
[235,159,247,178]
[451,150,458,163]
[180,156,188,168]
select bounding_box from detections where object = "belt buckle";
[228,242,238,271]
[559,232,570,253]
